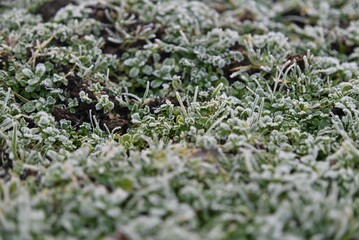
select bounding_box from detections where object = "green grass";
[1,0,359,239]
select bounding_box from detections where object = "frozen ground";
[1,0,359,239]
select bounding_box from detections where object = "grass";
[1,0,359,239]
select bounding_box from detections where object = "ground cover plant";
[0,0,359,239]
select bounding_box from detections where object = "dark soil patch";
[238,10,256,22]
[286,54,306,71]
[52,38,71,47]
[88,4,116,24]
[191,148,221,160]
[331,38,357,55]
[26,47,33,58]
[89,4,111,24]
[145,98,165,112]
[331,106,345,118]
[223,44,260,82]
[52,107,81,125]
[23,116,37,128]
[53,62,72,74]
[102,118,130,132]
[0,49,10,70]
[53,76,130,133]
[19,168,38,181]
[339,14,358,29]
[145,97,180,113]
[0,147,12,181]
[26,53,73,74]
[214,3,227,13]
[37,0,75,22]
[101,38,148,56]
[280,8,306,27]
[100,24,163,56]
[278,7,317,28]
[110,231,130,240]
[99,24,148,55]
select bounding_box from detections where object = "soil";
[88,4,115,24]
[37,0,75,22]
[23,116,37,128]
[0,147,12,181]
[286,54,306,71]
[53,62,72,74]
[279,7,309,28]
[52,107,82,125]
[101,38,148,56]
[111,231,130,240]
[19,168,38,180]
[331,106,345,118]
[0,49,10,70]
[214,3,226,13]
[238,10,256,22]
[191,148,221,160]
[331,38,357,55]
[53,75,130,133]
[145,97,180,113]
[223,44,260,82]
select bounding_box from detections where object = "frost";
[1,0,359,239]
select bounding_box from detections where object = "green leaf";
[22,68,33,78]
[28,77,40,85]
[22,101,36,113]
[35,63,46,77]
[114,177,133,192]
[150,79,163,88]
[129,67,140,78]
